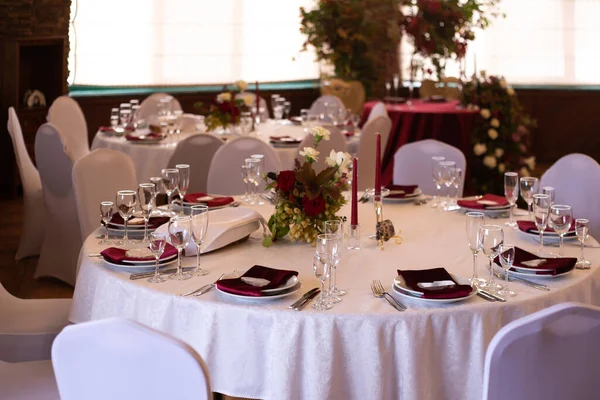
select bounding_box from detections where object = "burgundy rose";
[302,195,326,217]
[277,170,296,192]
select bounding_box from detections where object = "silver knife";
[477,291,496,302]
[479,289,506,302]
[289,288,319,309]
[130,267,193,280]
[294,290,321,311]
[494,271,549,291]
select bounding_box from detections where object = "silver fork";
[371,280,406,311]
[181,273,226,297]
[193,270,240,296]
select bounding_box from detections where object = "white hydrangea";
[235,80,248,92]
[299,147,319,162]
[473,143,487,156]
[480,109,491,119]
[498,163,506,173]
[495,148,504,158]
[217,92,231,102]
[488,128,499,140]
[311,126,331,141]
[483,155,497,169]
[490,118,500,128]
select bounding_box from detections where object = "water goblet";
[148,231,167,283]
[283,101,291,119]
[439,160,456,211]
[270,94,280,118]
[99,201,114,244]
[312,253,332,311]
[300,109,310,132]
[519,177,539,221]
[392,73,400,97]
[176,164,190,213]
[251,154,265,205]
[325,220,345,297]
[533,193,551,256]
[138,183,155,243]
[550,204,573,256]
[575,218,591,269]
[246,158,262,204]
[542,186,556,229]
[190,205,210,276]
[168,215,192,280]
[115,190,137,245]
[149,176,163,211]
[240,111,253,135]
[274,97,286,122]
[497,244,517,297]
[161,168,180,214]
[466,212,486,286]
[448,167,462,211]
[241,164,252,203]
[173,109,183,135]
[504,172,519,228]
[430,156,446,208]
[119,108,132,131]
[479,224,504,290]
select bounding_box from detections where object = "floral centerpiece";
[263,127,351,246]
[461,72,536,194]
[194,80,253,132]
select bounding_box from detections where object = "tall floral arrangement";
[461,73,536,194]
[194,80,253,132]
[263,127,351,246]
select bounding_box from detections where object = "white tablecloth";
[70,200,600,400]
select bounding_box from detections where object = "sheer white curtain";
[69,0,318,86]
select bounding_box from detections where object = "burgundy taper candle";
[351,157,358,225]
[255,81,260,117]
[375,132,381,195]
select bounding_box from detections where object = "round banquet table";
[361,100,478,186]
[70,200,600,400]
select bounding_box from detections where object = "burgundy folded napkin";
[99,126,135,133]
[216,265,299,297]
[385,184,418,199]
[494,246,576,276]
[457,194,509,209]
[396,268,473,299]
[269,135,301,144]
[125,132,165,142]
[183,192,234,208]
[100,243,177,264]
[109,214,170,230]
[516,220,576,235]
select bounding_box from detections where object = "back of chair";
[73,149,138,240]
[321,79,366,114]
[357,116,392,190]
[367,102,388,122]
[207,136,281,195]
[483,302,600,400]
[138,93,182,120]
[295,126,348,173]
[442,77,461,100]
[235,93,269,121]
[168,134,224,193]
[420,79,445,99]
[8,107,41,196]
[540,153,600,238]
[35,123,82,285]
[393,139,466,196]
[309,95,347,122]
[52,318,212,400]
[47,96,89,162]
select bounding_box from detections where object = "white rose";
[217,92,231,102]
[498,163,506,173]
[490,118,500,128]
[495,148,504,158]
[488,128,498,140]
[473,143,487,156]
[243,95,253,107]
[480,109,491,119]
[483,155,497,169]
[499,79,507,89]
[325,149,338,167]
[524,156,536,171]
[311,126,331,141]
[235,80,248,92]
[325,150,352,172]
[299,147,319,162]
[507,87,515,96]
[520,167,530,177]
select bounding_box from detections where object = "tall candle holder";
[374,194,384,248]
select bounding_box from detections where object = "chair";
[138,93,182,120]
[167,134,224,193]
[0,282,71,363]
[52,318,212,400]
[47,96,90,162]
[35,123,82,286]
[309,95,347,123]
[366,101,388,122]
[393,139,466,196]
[295,125,348,173]
[482,302,600,400]
[7,107,46,260]
[235,93,269,121]
[442,77,462,100]
[419,79,445,99]
[207,136,281,195]
[321,79,366,115]
[0,359,59,399]
[73,149,138,241]
[356,116,392,190]
[540,153,600,238]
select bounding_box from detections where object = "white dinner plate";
[107,227,151,237]
[261,275,299,294]
[102,255,177,270]
[119,252,177,265]
[384,188,423,203]
[182,202,231,211]
[216,281,302,302]
[459,205,511,215]
[518,229,577,242]
[509,267,575,279]
[392,273,477,304]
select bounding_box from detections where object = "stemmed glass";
[138,183,155,243]
[168,215,192,281]
[575,218,591,269]
[466,212,486,286]
[504,172,519,228]
[148,232,167,283]
[161,168,180,214]
[240,112,253,135]
[325,220,345,298]
[270,94,280,118]
[439,160,456,211]
[99,201,114,245]
[283,101,292,120]
[110,108,119,131]
[430,156,446,208]
[533,193,551,256]
[251,154,265,205]
[246,158,262,204]
[497,244,517,297]
[115,190,137,245]
[550,204,573,256]
[519,177,539,221]
[479,224,504,290]
[176,164,190,214]
[190,205,210,276]
[149,176,163,213]
[392,73,400,97]
[448,167,462,211]
[542,186,556,229]
[119,108,132,132]
[312,251,332,311]
[241,164,252,203]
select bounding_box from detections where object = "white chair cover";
[208,136,281,195]
[0,360,59,400]
[393,139,466,196]
[540,153,600,238]
[73,149,138,241]
[138,93,182,120]
[168,134,224,193]
[47,96,89,162]
[483,302,600,400]
[367,101,388,122]
[7,107,46,260]
[52,318,212,400]
[0,282,71,363]
[179,113,204,133]
[295,125,348,173]
[235,92,269,120]
[309,95,347,122]
[35,123,82,286]
[356,116,392,190]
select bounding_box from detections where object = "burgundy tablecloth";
[361,100,477,187]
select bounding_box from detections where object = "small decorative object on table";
[263,126,351,246]
[194,80,253,133]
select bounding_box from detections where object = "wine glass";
[533,194,551,256]
[466,212,486,286]
[176,164,190,214]
[168,215,192,280]
[448,167,463,211]
[439,160,456,211]
[161,168,180,214]
[173,109,183,135]
[312,253,332,311]
[542,186,556,228]
[115,190,137,245]
[575,218,591,269]
[519,177,539,221]
[479,225,504,291]
[283,101,291,119]
[550,204,573,256]
[497,244,517,297]
[251,154,265,205]
[148,231,167,283]
[246,158,261,204]
[300,109,310,132]
[99,201,114,245]
[274,97,286,122]
[504,172,519,228]
[190,205,210,276]
[430,156,446,208]
[241,164,252,203]
[110,108,119,131]
[240,111,253,135]
[149,176,163,212]
[392,73,400,97]
[138,183,155,243]
[385,81,391,98]
[325,220,345,298]
[119,108,132,131]
[270,94,280,118]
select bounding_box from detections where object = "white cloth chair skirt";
[47,96,90,162]
[295,125,348,173]
[7,107,46,259]
[52,318,212,400]
[0,359,59,400]
[356,115,392,190]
